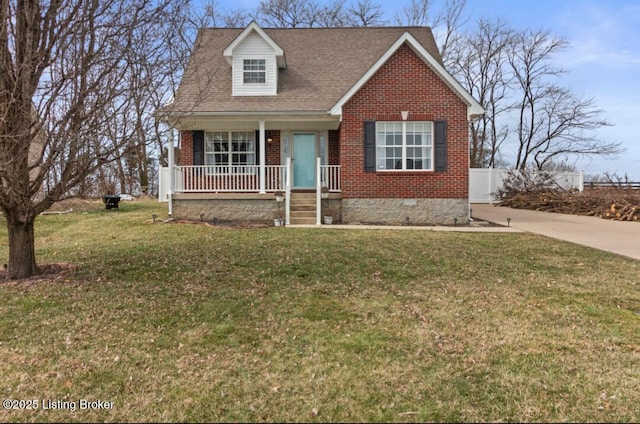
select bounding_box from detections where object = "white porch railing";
[159,163,340,200]
[174,165,286,193]
[320,165,341,192]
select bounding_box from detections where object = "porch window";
[376,121,433,171]
[243,59,266,84]
[205,131,256,173]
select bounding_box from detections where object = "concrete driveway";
[471,203,640,261]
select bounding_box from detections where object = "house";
[156,22,483,225]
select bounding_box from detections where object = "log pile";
[498,189,640,221]
[601,201,639,221]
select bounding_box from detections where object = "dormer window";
[223,22,286,96]
[243,59,266,84]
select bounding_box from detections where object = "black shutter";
[192,130,204,165]
[364,120,376,173]
[434,121,447,172]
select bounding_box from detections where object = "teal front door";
[293,134,316,188]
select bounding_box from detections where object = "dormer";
[223,22,286,96]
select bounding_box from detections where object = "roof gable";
[329,32,484,119]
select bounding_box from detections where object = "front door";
[293,133,316,188]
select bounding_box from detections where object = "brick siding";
[340,42,469,199]
[179,130,193,166]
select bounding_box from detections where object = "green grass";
[1,198,639,422]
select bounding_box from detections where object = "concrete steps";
[289,192,317,225]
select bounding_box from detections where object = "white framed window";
[205,131,256,173]
[243,59,266,84]
[376,121,433,171]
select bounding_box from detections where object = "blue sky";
[213,0,640,179]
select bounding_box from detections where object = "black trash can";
[102,195,121,210]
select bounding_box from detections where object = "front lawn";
[1,199,639,422]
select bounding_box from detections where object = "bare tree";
[346,0,384,27]
[256,0,319,28]
[0,0,185,279]
[507,29,622,170]
[189,0,249,29]
[448,18,513,167]
[76,0,197,198]
[317,0,351,27]
[528,87,621,170]
[256,0,387,28]
[395,0,467,61]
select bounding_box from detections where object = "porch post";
[259,120,266,194]
[285,156,291,225]
[167,129,175,216]
[316,157,321,225]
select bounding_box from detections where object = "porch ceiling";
[168,113,341,131]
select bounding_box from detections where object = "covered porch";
[159,113,342,225]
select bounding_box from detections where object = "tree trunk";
[6,216,38,279]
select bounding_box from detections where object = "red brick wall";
[329,130,340,165]
[179,130,193,166]
[340,42,469,199]
[265,130,281,165]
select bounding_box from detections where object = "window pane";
[230,132,256,165]
[232,153,246,165]
[244,72,265,83]
[405,122,433,171]
[243,59,265,71]
[206,132,229,165]
[205,153,215,166]
[215,154,228,165]
[408,134,422,145]
[376,122,403,169]
[423,147,432,169]
[243,59,266,84]
[407,158,422,169]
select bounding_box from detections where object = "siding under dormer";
[232,32,278,96]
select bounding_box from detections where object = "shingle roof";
[164,26,443,114]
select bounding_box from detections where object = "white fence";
[469,168,584,203]
[159,167,170,202]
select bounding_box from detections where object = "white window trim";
[376,121,434,172]
[242,59,266,85]
[205,131,257,175]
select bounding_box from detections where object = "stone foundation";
[320,197,343,224]
[173,195,280,224]
[172,194,468,226]
[341,198,468,226]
